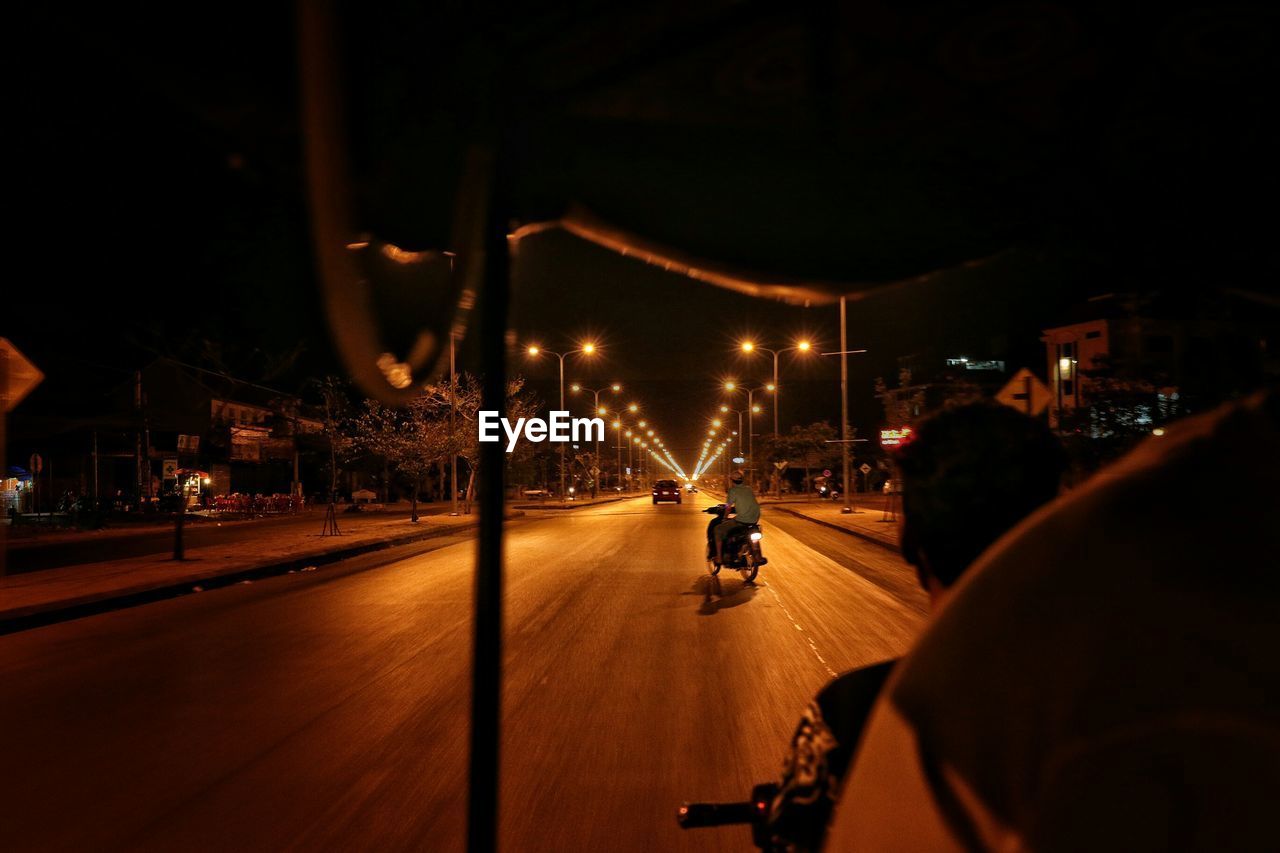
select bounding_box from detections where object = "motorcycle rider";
[711,469,761,565]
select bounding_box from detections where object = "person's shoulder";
[815,660,897,739]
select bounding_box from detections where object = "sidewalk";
[0,510,503,632]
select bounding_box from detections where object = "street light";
[723,381,769,487]
[527,341,598,501]
[571,382,621,497]
[739,339,814,477]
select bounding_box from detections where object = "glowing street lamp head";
[638,420,647,428]
[797,340,812,352]
[712,418,722,428]
[765,383,776,392]
[752,405,762,414]
[628,403,639,413]
[741,341,755,353]
[626,430,633,437]
[633,437,641,444]
[581,342,596,355]
[612,420,621,429]
[611,383,621,392]
[646,430,654,437]
[724,381,736,391]
[526,345,540,356]
[708,429,716,436]
[570,383,581,393]
[719,405,729,413]
[597,407,607,416]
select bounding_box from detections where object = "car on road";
[653,479,682,504]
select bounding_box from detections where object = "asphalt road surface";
[0,493,926,851]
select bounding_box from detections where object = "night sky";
[9,3,1278,469]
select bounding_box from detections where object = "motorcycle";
[703,503,767,582]
[677,783,780,851]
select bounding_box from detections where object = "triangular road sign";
[996,368,1052,416]
[1,338,44,412]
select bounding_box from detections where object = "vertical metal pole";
[747,397,754,486]
[451,333,459,516]
[558,355,565,500]
[773,351,780,436]
[469,147,508,853]
[840,296,852,513]
[135,370,144,508]
[93,430,100,503]
[592,390,600,498]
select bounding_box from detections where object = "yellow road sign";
[996,368,1052,416]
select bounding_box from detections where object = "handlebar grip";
[676,801,757,828]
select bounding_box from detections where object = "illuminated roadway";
[0,494,926,851]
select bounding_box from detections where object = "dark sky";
[9,3,1278,472]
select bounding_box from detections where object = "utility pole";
[450,331,459,516]
[821,302,867,514]
[840,296,853,515]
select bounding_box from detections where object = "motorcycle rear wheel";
[740,552,759,583]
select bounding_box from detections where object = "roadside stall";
[176,469,211,509]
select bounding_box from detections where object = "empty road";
[0,493,925,851]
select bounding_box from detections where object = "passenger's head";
[895,401,1066,599]
[730,470,745,485]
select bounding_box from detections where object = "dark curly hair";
[896,401,1066,589]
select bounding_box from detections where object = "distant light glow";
[527,345,540,356]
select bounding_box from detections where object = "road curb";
[702,486,900,553]
[0,516,511,634]
[767,504,900,553]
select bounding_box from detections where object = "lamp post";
[446,251,460,517]
[821,298,868,513]
[723,381,771,488]
[740,339,812,438]
[527,342,596,501]
[571,382,620,497]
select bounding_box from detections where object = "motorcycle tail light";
[749,531,763,541]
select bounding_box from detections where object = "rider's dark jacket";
[766,659,896,852]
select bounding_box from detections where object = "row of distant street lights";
[525,342,685,499]
[693,339,813,491]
